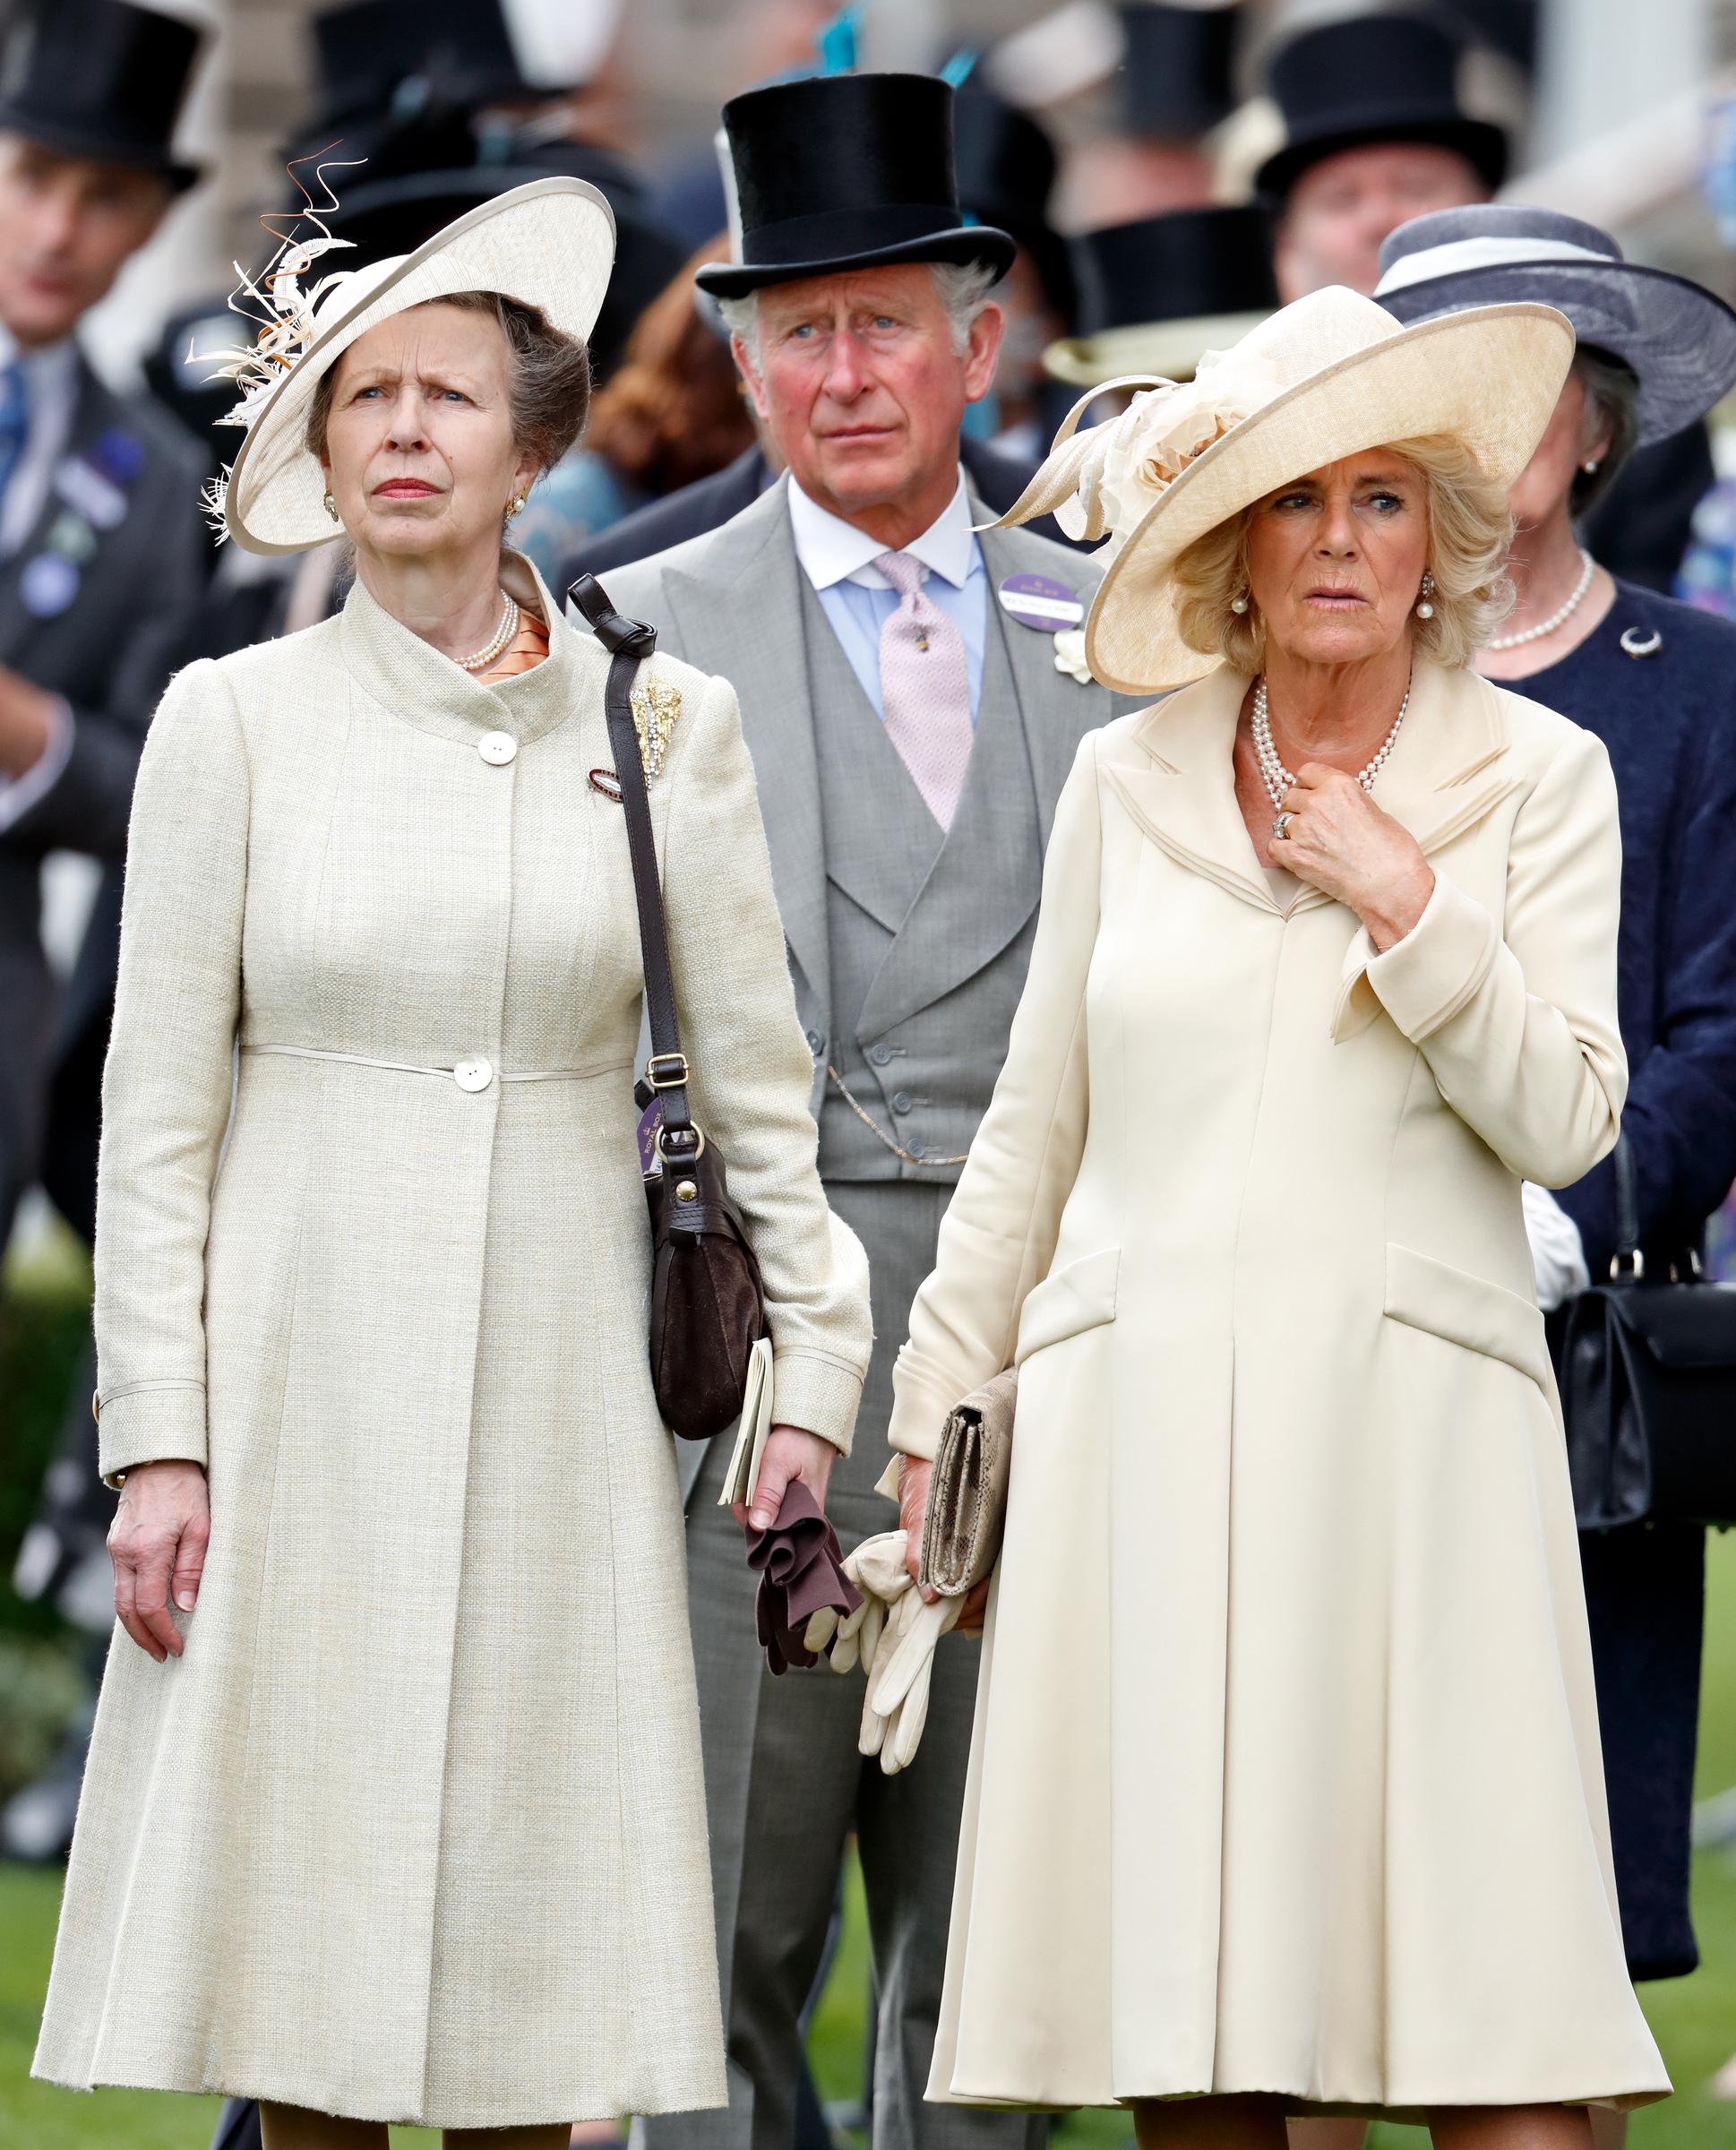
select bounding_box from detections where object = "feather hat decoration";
[197,150,365,538]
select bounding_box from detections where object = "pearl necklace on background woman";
[1486,546,1595,652]
[1253,673,1410,835]
[458,591,520,673]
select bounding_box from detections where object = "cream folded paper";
[717,1336,776,1509]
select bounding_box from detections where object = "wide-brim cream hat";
[214,176,615,555]
[1000,284,1574,695]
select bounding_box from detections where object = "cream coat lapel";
[1108,659,1525,929]
[657,478,831,1031]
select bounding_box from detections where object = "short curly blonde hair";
[1169,435,1516,672]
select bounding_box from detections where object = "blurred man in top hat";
[0,0,207,1250]
[1065,3,1239,229]
[1257,8,1507,305]
[1255,5,1707,591]
[586,71,1122,2150]
[1044,201,1277,394]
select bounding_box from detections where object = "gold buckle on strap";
[644,1053,691,1090]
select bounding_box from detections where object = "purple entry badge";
[997,572,1083,632]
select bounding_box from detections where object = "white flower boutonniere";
[1053,629,1094,685]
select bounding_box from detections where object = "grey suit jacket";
[579,477,1127,1506]
[589,475,1122,1129]
[0,357,210,1226]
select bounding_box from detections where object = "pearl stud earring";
[1581,459,1602,475]
[322,489,339,522]
[1415,571,1436,620]
[1230,591,1249,615]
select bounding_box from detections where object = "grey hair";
[1570,345,1640,517]
[720,258,999,370]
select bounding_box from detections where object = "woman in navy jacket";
[1379,204,1736,1996]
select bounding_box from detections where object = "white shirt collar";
[788,467,976,595]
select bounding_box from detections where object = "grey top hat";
[1375,204,1736,446]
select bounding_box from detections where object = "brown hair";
[585,238,755,494]
[305,289,592,476]
[1170,434,1517,672]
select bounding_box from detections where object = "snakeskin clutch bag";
[919,1368,1017,1596]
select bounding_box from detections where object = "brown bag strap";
[570,572,697,1157]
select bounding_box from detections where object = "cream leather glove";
[804,1529,912,1673]
[859,1584,961,1774]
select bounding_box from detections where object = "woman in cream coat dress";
[885,288,1668,2139]
[33,181,871,2140]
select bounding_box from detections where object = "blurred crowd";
[7,0,1736,2132]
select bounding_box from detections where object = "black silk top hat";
[694,73,1017,301]
[952,90,1074,321]
[1376,203,1736,447]
[308,0,535,140]
[1254,11,1508,202]
[1046,204,1279,386]
[1116,4,1239,141]
[0,0,203,192]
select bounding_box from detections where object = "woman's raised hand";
[108,1458,209,1662]
[1273,761,1436,951]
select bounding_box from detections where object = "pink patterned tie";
[874,550,974,830]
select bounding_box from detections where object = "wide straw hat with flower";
[202,170,615,555]
[1000,285,1575,695]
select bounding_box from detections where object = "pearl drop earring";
[322,489,339,522]
[1415,571,1435,620]
[1230,591,1249,615]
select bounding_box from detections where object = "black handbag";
[1559,1135,1736,1528]
[571,572,769,1442]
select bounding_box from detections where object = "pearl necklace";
[457,592,520,673]
[1251,674,1408,810]
[1486,548,1594,651]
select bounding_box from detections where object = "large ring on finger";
[1273,811,1293,842]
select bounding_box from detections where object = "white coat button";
[454,1057,494,1092]
[478,731,517,765]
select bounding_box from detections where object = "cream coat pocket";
[1383,1243,1552,1394]
[1014,1248,1121,1365]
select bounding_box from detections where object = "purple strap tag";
[636,1097,663,1174]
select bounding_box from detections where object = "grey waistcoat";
[802,571,1044,1183]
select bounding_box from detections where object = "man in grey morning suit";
[582,74,1120,2150]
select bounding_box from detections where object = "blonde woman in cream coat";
[885,287,1668,2143]
[32,181,870,2145]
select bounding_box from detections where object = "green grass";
[7,1536,1736,2146]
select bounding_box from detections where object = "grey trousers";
[645,1182,1044,2150]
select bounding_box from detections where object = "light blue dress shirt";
[787,469,989,726]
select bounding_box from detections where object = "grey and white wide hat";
[210,176,615,555]
[1375,204,1736,447]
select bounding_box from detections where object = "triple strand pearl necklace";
[457,591,520,673]
[1486,547,1594,651]
[1251,673,1409,810]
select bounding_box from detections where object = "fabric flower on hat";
[996,348,1287,568]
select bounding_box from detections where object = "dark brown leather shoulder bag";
[572,572,768,1441]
